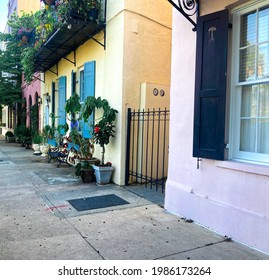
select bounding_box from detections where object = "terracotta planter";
[21,35,29,45]
[45,0,55,5]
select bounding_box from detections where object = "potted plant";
[32,132,43,155]
[41,0,56,6]
[5,131,15,143]
[39,125,51,156]
[16,27,32,45]
[14,125,31,147]
[65,93,81,128]
[82,96,118,185]
[75,161,95,183]
[68,0,101,21]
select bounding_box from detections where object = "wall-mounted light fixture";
[37,96,42,106]
[45,92,51,103]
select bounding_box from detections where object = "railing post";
[125,108,132,186]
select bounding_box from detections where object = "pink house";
[165,0,269,255]
[21,74,42,130]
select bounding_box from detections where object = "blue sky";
[0,0,8,32]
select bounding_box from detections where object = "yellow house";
[38,0,172,185]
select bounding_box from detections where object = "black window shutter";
[71,70,76,96]
[51,81,55,117]
[193,9,229,160]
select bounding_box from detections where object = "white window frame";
[230,0,269,165]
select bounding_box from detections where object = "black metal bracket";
[32,73,45,83]
[48,63,58,76]
[91,29,106,49]
[167,0,199,31]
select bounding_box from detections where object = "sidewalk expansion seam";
[154,239,231,260]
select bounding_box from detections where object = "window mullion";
[255,8,259,80]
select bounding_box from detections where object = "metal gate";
[125,108,170,192]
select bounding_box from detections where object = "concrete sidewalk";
[0,137,268,260]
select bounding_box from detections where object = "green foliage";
[14,125,31,143]
[21,47,36,83]
[82,96,118,124]
[5,131,14,137]
[43,124,55,139]
[0,33,22,106]
[32,133,43,144]
[81,96,118,165]
[65,93,81,116]
[75,161,93,177]
[30,104,39,134]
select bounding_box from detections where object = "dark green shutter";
[71,70,76,96]
[193,9,229,160]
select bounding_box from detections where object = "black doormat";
[68,194,130,211]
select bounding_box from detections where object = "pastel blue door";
[81,61,95,138]
[58,76,66,133]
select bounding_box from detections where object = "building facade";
[39,0,172,185]
[165,0,269,255]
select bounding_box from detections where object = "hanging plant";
[21,46,36,83]
[16,27,33,45]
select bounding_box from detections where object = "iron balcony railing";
[34,0,107,73]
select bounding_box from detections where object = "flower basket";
[21,35,29,45]
[17,28,32,45]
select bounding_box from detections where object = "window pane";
[258,6,269,43]
[240,46,256,81]
[259,83,269,117]
[241,11,256,47]
[258,43,269,79]
[241,85,257,117]
[257,119,269,154]
[80,70,84,101]
[240,119,256,152]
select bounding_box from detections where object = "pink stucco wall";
[21,74,41,129]
[165,7,269,255]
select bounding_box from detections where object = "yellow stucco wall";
[200,0,249,15]
[42,0,172,185]
[17,0,40,15]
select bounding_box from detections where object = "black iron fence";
[125,108,170,192]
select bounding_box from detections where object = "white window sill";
[215,160,269,177]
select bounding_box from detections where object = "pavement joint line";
[38,189,106,260]
[49,197,106,260]
[153,239,232,260]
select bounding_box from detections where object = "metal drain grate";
[68,194,130,212]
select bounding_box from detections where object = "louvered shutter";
[193,10,229,160]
